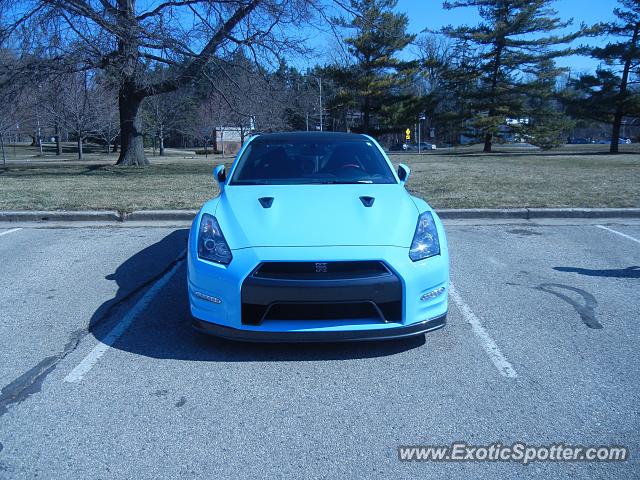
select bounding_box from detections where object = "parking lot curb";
[437,208,640,219]
[1,208,640,223]
[123,210,198,221]
[0,210,121,222]
[526,208,640,219]
[437,209,529,219]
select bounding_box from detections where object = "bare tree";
[187,94,223,156]
[0,97,20,164]
[0,50,35,157]
[93,83,120,154]
[10,86,50,154]
[142,86,193,156]
[59,71,101,160]
[38,76,71,156]
[413,33,453,96]
[1,0,330,166]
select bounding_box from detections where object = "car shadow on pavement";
[89,230,426,362]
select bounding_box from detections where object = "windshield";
[230,137,396,185]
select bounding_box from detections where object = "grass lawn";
[0,143,638,211]
[400,144,640,209]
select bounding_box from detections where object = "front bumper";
[188,209,449,342]
[189,244,448,338]
[191,313,446,342]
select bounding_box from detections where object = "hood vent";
[258,197,274,208]
[359,196,375,207]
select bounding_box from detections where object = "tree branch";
[51,0,119,35]
[136,0,205,21]
[140,52,180,65]
[139,0,261,97]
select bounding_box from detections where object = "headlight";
[197,214,232,265]
[409,211,440,261]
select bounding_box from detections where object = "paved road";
[0,220,638,479]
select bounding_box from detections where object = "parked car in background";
[597,138,632,144]
[388,143,415,151]
[415,142,437,150]
[567,137,593,144]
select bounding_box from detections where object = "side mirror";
[397,163,410,185]
[214,164,226,187]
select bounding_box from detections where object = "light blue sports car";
[187,132,448,341]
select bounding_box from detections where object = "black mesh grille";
[241,261,403,326]
[264,302,380,321]
[253,261,390,280]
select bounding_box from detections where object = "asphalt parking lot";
[0,219,638,479]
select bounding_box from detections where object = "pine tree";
[327,0,416,134]
[566,0,639,153]
[442,0,583,152]
[433,38,482,144]
[518,59,573,150]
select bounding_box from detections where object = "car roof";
[251,131,368,142]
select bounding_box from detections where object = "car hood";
[212,184,420,249]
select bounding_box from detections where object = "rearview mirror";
[214,164,226,187]
[397,163,410,185]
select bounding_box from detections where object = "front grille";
[264,302,380,321]
[252,261,390,280]
[241,261,403,326]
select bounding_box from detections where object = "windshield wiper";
[315,179,374,184]
[232,180,272,185]
[233,179,375,185]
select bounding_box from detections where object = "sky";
[307,0,621,74]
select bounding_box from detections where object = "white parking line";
[595,225,640,246]
[0,228,22,237]
[449,283,518,378]
[64,253,185,384]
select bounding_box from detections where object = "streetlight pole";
[318,77,323,132]
[308,75,323,132]
[418,112,426,153]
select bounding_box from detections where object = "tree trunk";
[363,96,370,134]
[77,137,83,160]
[159,128,165,156]
[610,112,622,154]
[116,85,148,166]
[483,133,492,153]
[108,0,257,166]
[609,26,637,154]
[55,123,62,155]
[483,36,505,155]
[1,133,6,166]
